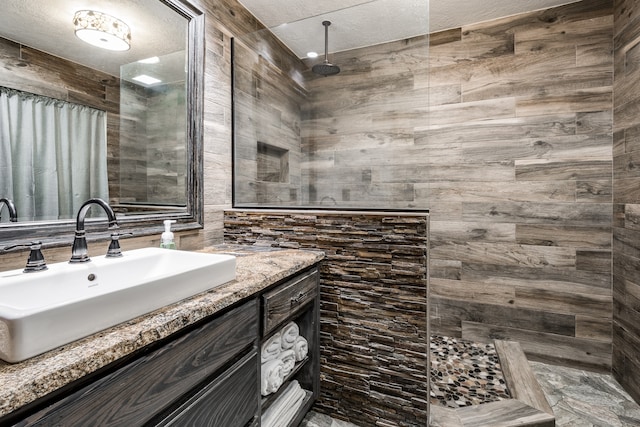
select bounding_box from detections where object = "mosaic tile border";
[430,340,555,427]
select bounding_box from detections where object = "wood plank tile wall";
[300,34,430,207]
[426,0,615,371]
[233,37,307,205]
[192,0,308,243]
[426,0,614,371]
[612,0,640,403]
[299,0,614,370]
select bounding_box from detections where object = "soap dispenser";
[160,220,177,249]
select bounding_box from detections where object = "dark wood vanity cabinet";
[8,264,320,427]
[157,351,259,426]
[15,300,260,427]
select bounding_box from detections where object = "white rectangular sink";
[0,248,236,363]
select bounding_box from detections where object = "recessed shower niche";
[257,141,289,183]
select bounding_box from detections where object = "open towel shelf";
[259,265,320,424]
[261,389,314,427]
[262,356,310,407]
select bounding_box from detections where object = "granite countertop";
[0,245,324,419]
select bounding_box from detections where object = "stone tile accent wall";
[612,0,640,403]
[224,210,429,427]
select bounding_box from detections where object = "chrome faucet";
[0,198,18,222]
[70,198,119,263]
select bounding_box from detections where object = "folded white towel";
[277,383,306,424]
[280,390,306,426]
[274,387,306,427]
[280,322,299,350]
[261,380,307,427]
[280,349,296,377]
[293,335,308,362]
[261,332,282,363]
[261,359,284,396]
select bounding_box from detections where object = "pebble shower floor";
[430,335,511,408]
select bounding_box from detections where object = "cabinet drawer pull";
[290,291,306,306]
[263,268,319,335]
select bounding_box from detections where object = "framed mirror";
[0,0,204,244]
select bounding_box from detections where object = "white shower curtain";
[0,87,109,222]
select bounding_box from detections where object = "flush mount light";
[132,74,162,86]
[138,56,160,64]
[73,10,131,51]
[307,51,319,58]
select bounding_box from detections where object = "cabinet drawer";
[161,351,259,427]
[263,268,318,335]
[22,300,258,426]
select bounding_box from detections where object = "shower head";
[312,21,340,76]
[312,61,340,76]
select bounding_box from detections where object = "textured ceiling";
[238,0,583,58]
[0,0,584,75]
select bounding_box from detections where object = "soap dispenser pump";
[160,220,177,249]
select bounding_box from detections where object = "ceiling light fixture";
[138,56,160,64]
[73,10,131,51]
[307,52,319,58]
[132,74,162,86]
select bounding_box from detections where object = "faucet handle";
[3,241,48,273]
[106,231,133,258]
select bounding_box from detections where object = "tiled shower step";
[430,340,555,427]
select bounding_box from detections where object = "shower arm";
[312,20,340,76]
[323,21,330,63]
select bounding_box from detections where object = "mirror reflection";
[0,0,189,223]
